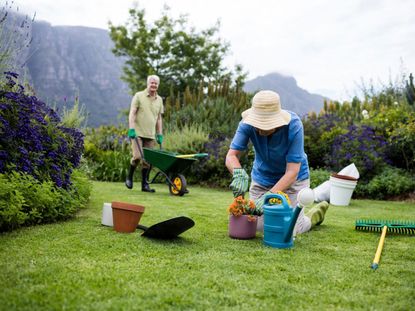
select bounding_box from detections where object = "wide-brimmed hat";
[241,90,291,130]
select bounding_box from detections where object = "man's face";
[148,79,159,93]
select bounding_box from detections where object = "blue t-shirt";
[230,111,309,187]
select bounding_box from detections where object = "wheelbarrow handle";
[132,137,145,160]
[176,153,208,158]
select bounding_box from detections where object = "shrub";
[309,168,331,189]
[328,125,388,180]
[185,136,253,187]
[355,166,415,199]
[84,149,130,182]
[82,124,130,181]
[0,170,91,232]
[0,72,84,188]
[84,125,127,152]
[0,173,26,231]
[163,124,209,154]
[303,114,347,168]
[366,104,415,171]
[166,96,249,138]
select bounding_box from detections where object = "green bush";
[328,125,388,180]
[366,105,415,171]
[303,114,347,169]
[83,149,130,182]
[0,170,91,232]
[185,137,254,188]
[163,124,209,153]
[0,174,26,231]
[355,166,415,199]
[0,72,84,189]
[83,125,131,182]
[166,96,249,137]
[84,125,127,152]
[309,168,331,189]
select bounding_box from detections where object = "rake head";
[355,219,415,235]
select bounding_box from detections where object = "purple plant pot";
[229,215,257,239]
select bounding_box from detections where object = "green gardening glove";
[128,128,136,139]
[156,133,163,145]
[254,191,273,212]
[229,168,249,197]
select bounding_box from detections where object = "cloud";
[15,0,415,101]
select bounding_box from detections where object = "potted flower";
[227,196,263,239]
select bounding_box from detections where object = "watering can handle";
[264,193,291,209]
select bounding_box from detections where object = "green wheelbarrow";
[143,147,208,196]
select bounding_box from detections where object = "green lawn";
[1,181,415,310]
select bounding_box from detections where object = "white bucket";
[329,176,357,206]
[101,202,113,226]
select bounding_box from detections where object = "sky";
[12,0,415,101]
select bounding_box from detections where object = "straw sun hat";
[241,90,291,130]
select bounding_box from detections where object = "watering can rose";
[228,196,263,221]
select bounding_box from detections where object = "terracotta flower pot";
[228,215,257,239]
[111,201,145,233]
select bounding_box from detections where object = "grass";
[1,181,415,310]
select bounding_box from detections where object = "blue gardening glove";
[229,168,249,197]
[254,191,273,212]
[128,128,136,139]
[156,133,163,145]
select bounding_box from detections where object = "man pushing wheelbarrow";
[125,74,164,193]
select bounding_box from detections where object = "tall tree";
[109,5,242,97]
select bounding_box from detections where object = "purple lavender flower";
[0,71,84,188]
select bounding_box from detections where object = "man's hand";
[156,134,163,145]
[229,168,249,197]
[128,128,136,139]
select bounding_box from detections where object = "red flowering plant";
[227,196,263,222]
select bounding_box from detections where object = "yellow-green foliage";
[60,96,87,129]
[163,124,209,154]
[0,170,91,232]
[164,80,250,137]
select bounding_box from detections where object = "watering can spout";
[283,206,302,242]
[283,188,315,243]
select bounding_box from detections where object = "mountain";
[25,21,131,127]
[243,73,326,116]
[3,14,326,126]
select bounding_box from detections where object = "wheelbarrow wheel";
[169,174,187,196]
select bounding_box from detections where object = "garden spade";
[137,216,195,239]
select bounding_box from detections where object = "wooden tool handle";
[371,225,387,270]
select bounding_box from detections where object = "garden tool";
[175,153,208,159]
[355,219,415,270]
[137,216,195,239]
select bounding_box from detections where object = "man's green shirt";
[131,89,164,139]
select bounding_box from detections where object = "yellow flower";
[268,191,291,206]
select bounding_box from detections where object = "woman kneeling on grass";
[225,90,329,234]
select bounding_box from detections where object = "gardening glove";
[156,133,163,145]
[128,128,137,139]
[229,168,249,197]
[254,191,273,212]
